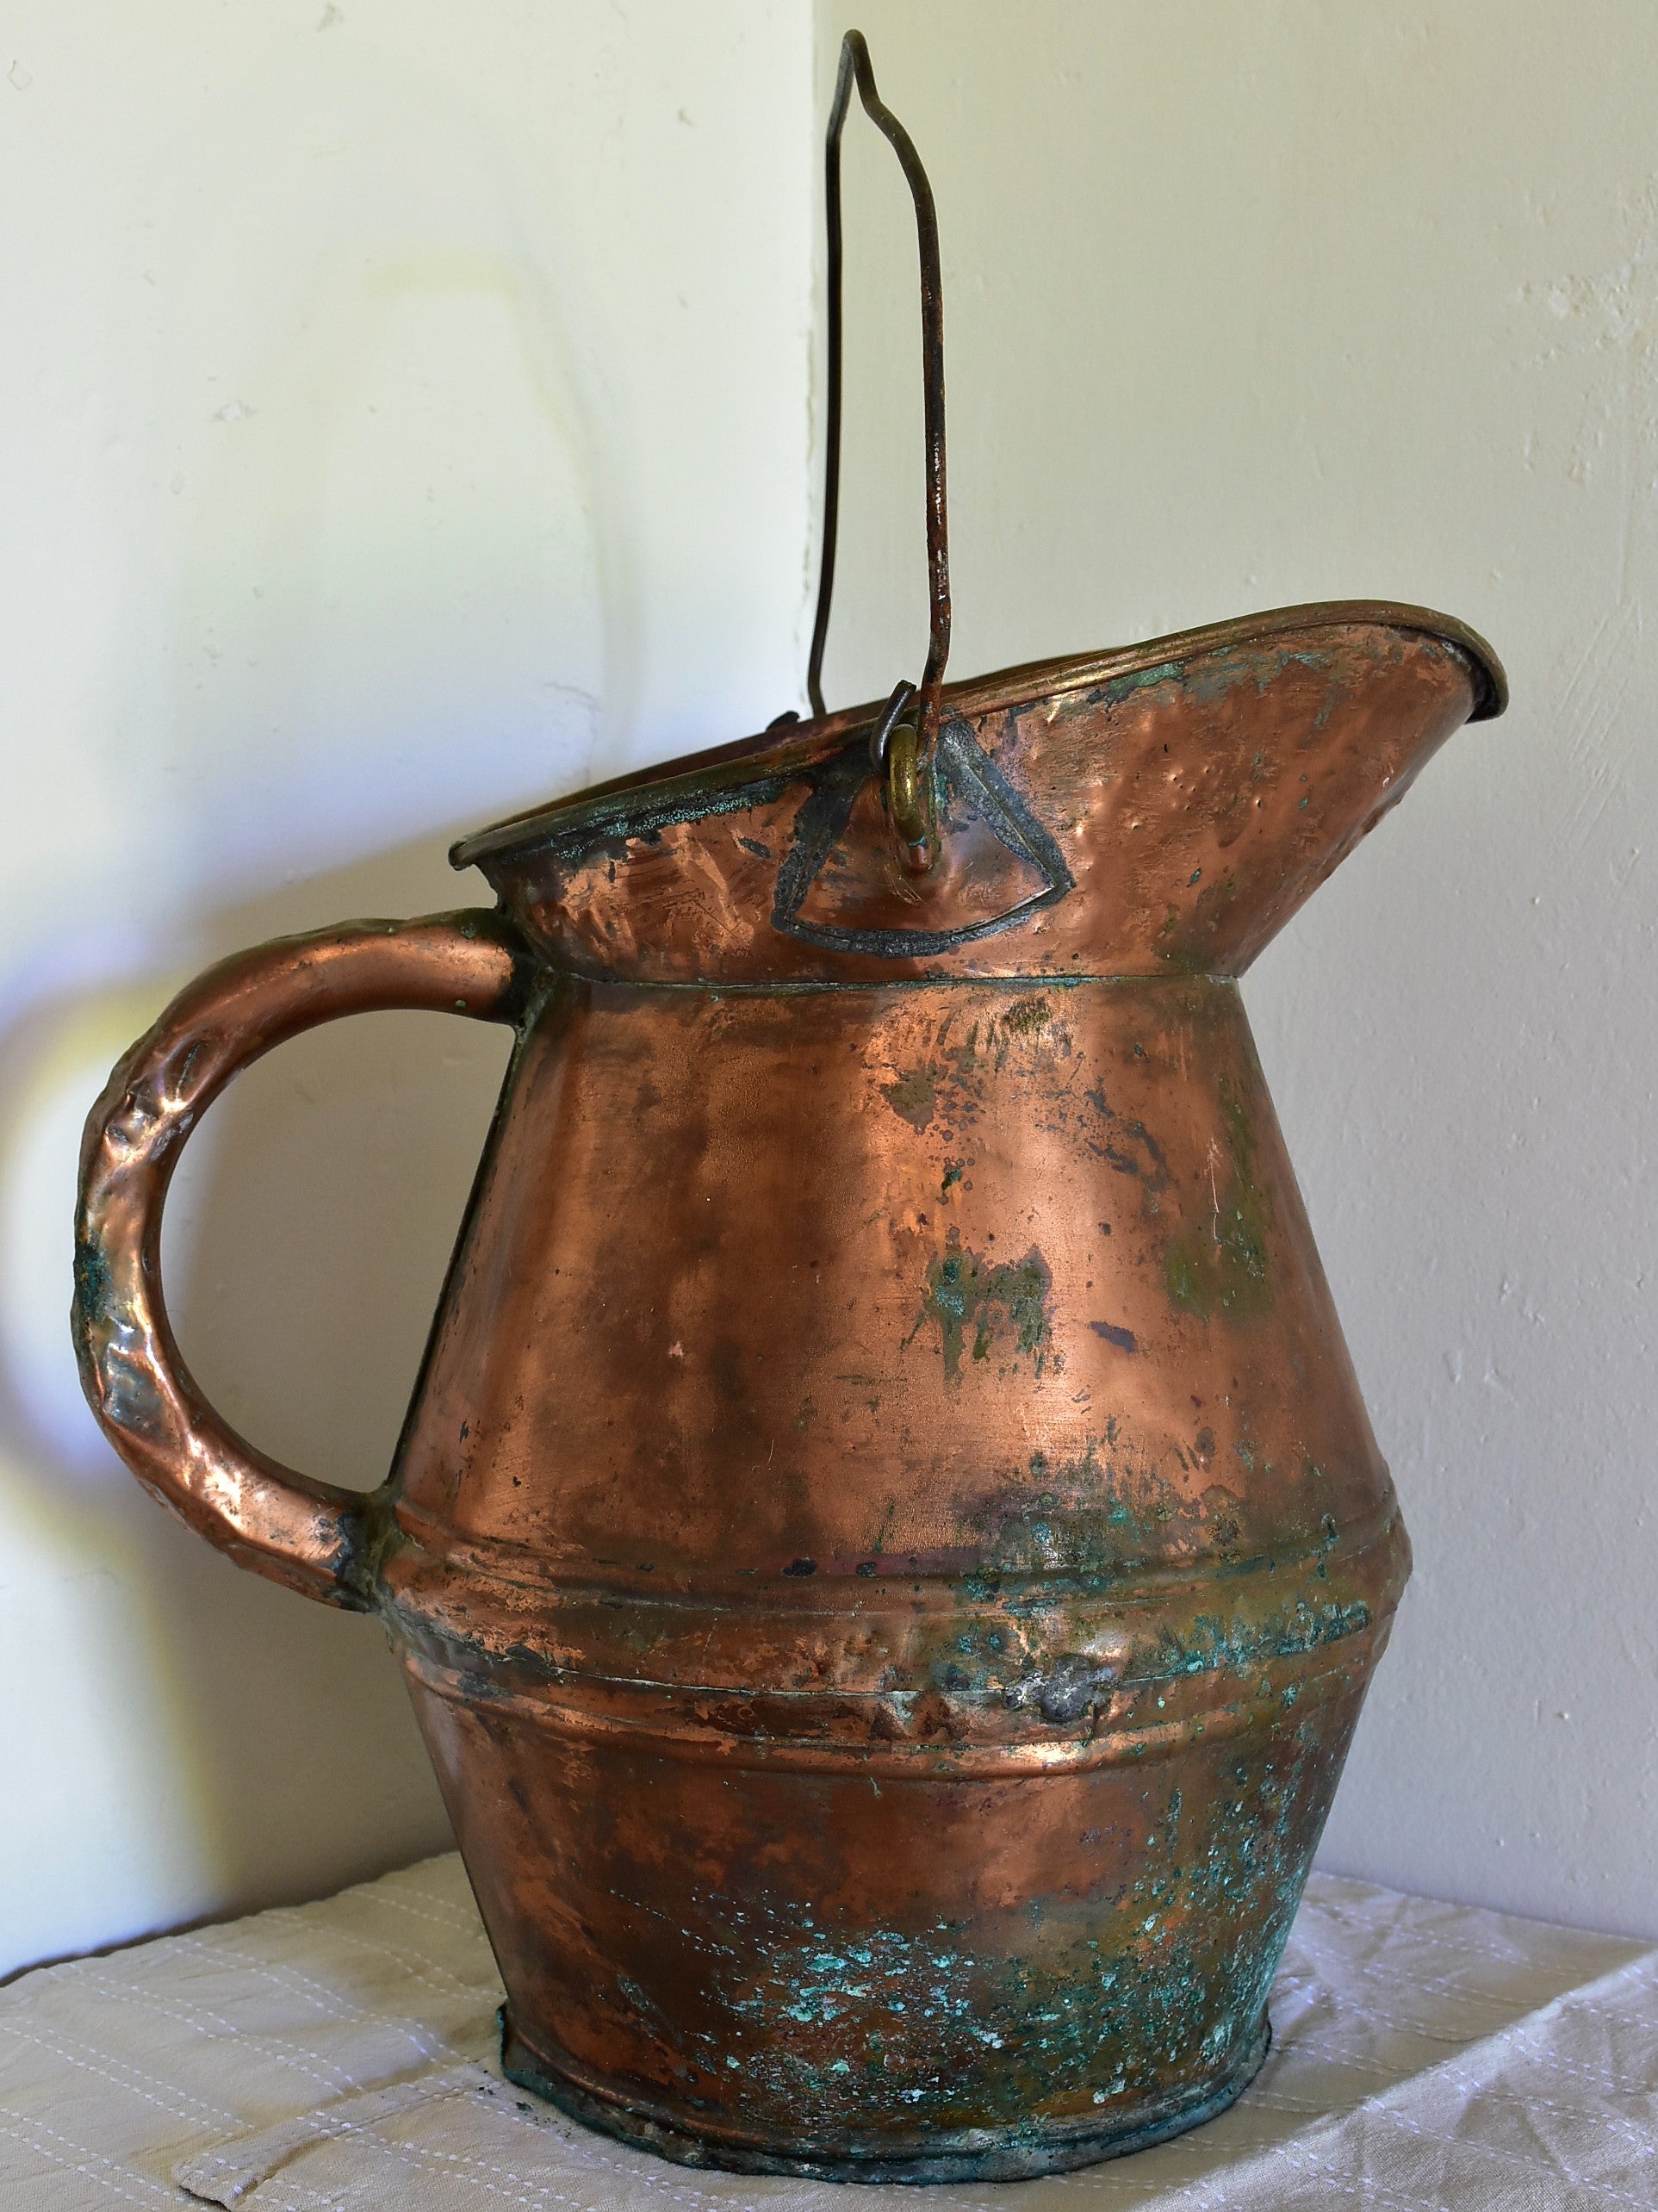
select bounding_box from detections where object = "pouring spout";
[989,600,1506,977]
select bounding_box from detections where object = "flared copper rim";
[450,598,1506,873]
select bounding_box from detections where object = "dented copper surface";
[69,28,1507,2190]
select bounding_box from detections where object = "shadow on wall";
[0,826,519,1970]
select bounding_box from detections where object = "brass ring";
[885,719,928,848]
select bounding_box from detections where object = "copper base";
[499,2008,1271,2185]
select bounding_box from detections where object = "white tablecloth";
[3,1852,1655,2209]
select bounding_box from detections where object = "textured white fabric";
[2,1852,1655,2210]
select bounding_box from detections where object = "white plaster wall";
[0,0,816,1975]
[815,3,1658,1936]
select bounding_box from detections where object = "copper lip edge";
[449,599,1507,873]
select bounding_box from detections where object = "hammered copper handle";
[72,910,531,1610]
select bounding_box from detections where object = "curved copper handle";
[806,29,951,790]
[72,910,532,1611]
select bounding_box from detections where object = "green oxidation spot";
[1103,659,1183,703]
[1000,994,1052,1037]
[973,1444,1189,1581]
[680,1742,1325,2128]
[1104,643,1334,723]
[731,1923,983,2040]
[1165,1074,1272,1320]
[915,1233,1053,1382]
[1155,1599,1371,1679]
[883,1067,938,1132]
[71,1235,112,1329]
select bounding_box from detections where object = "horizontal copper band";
[400,1623,1380,1777]
[381,1501,1406,1717]
[390,1494,1399,1604]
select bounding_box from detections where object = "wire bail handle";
[806,31,951,873]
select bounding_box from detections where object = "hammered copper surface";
[455,606,1499,985]
[73,600,1502,2181]
[73,913,529,1604]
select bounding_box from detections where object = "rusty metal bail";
[806,30,950,873]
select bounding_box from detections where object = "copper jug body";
[70,36,1506,2187]
[73,603,1501,2181]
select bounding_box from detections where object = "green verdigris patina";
[1165,1073,1273,1320]
[577,1730,1338,2169]
[912,1231,1053,1381]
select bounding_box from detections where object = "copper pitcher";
[72,35,1505,2185]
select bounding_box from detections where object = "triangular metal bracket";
[772,715,1075,959]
